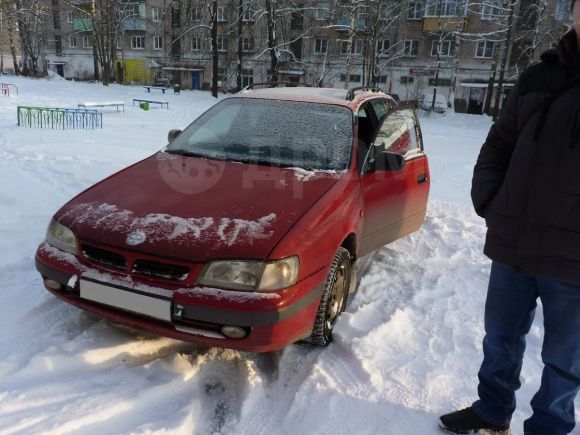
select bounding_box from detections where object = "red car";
[35,86,430,352]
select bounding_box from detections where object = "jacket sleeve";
[471,80,521,218]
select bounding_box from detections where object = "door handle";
[417,173,428,184]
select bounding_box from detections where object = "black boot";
[439,407,510,434]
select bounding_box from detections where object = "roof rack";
[241,82,314,92]
[345,86,384,101]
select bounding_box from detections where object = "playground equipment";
[1,83,18,96]
[17,106,103,130]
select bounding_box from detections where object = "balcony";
[122,18,146,31]
[73,18,93,31]
[422,16,468,32]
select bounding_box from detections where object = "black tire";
[308,247,352,346]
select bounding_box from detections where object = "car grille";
[132,259,189,281]
[82,245,126,270]
[81,244,190,281]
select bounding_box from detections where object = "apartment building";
[42,0,570,113]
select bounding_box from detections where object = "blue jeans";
[472,262,580,434]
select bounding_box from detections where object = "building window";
[217,6,226,22]
[242,37,254,52]
[125,3,141,19]
[377,39,390,55]
[291,10,304,29]
[131,36,145,49]
[217,36,227,52]
[116,37,121,50]
[69,35,76,48]
[400,76,414,84]
[425,0,458,17]
[192,37,201,51]
[428,78,452,86]
[340,74,361,82]
[290,38,302,60]
[340,39,363,55]
[67,11,73,23]
[316,3,331,20]
[55,36,63,55]
[154,36,163,50]
[82,35,92,48]
[404,40,419,56]
[481,0,501,19]
[377,75,388,84]
[152,7,161,22]
[476,40,495,58]
[191,7,200,21]
[408,2,424,19]
[242,3,257,21]
[431,39,456,57]
[314,38,328,54]
[242,69,253,88]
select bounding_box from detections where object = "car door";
[359,105,430,255]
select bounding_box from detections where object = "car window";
[373,108,421,158]
[370,100,389,122]
[166,98,354,171]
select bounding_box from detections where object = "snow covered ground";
[0,76,577,435]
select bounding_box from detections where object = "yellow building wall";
[115,59,154,85]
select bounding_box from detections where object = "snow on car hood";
[55,152,343,262]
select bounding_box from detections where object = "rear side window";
[370,100,389,122]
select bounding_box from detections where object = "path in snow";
[0,77,576,434]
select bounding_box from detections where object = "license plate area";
[79,278,171,322]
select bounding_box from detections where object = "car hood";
[56,152,343,262]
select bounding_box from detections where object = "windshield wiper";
[164,149,209,158]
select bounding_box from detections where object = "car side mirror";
[168,129,182,142]
[375,151,405,172]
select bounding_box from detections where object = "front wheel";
[308,247,352,346]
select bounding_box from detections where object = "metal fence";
[17,106,103,130]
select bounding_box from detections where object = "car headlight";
[46,218,78,255]
[197,256,299,292]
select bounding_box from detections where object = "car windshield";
[165,98,354,171]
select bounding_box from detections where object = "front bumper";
[35,243,327,352]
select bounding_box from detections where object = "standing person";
[439,7,580,435]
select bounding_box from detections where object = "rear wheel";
[308,247,352,346]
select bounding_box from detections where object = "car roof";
[233,87,395,110]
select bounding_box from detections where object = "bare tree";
[7,0,48,76]
[64,0,127,85]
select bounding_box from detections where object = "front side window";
[166,99,354,171]
[373,108,421,157]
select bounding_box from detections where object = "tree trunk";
[211,0,218,97]
[493,0,515,121]
[266,0,278,83]
[237,0,243,90]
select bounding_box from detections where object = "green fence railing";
[17,106,103,130]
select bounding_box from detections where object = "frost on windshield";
[166,98,353,171]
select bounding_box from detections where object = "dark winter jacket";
[471,29,580,284]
